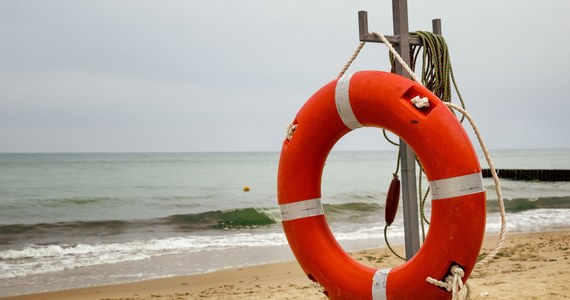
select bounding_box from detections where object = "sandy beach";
[3,230,569,300]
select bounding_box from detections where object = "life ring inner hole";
[320,128,412,267]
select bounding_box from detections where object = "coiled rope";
[338,30,508,299]
[390,31,466,119]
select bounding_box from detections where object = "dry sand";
[2,230,569,300]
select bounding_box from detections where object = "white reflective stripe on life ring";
[279,198,324,222]
[372,268,391,300]
[429,172,484,200]
[335,73,362,130]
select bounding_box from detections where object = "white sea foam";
[0,232,290,279]
[3,207,568,280]
[0,222,403,279]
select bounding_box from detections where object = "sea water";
[1,149,569,296]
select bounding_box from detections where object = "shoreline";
[2,229,569,300]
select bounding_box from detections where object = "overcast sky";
[1,0,569,153]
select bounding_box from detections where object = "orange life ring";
[277,71,486,299]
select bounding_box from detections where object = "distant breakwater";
[482,169,570,181]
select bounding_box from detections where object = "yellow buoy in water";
[243,186,250,192]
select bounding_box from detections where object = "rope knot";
[426,265,470,300]
[286,123,298,141]
[411,95,430,108]
[450,265,465,278]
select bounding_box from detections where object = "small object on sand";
[243,186,250,192]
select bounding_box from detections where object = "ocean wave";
[1,200,569,280]
[487,196,570,212]
[167,208,277,229]
[0,202,381,238]
[1,198,568,246]
[164,202,383,228]
[0,220,129,245]
[0,208,277,238]
[0,208,283,246]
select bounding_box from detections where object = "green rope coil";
[389,31,466,122]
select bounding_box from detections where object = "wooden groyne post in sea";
[481,169,570,181]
